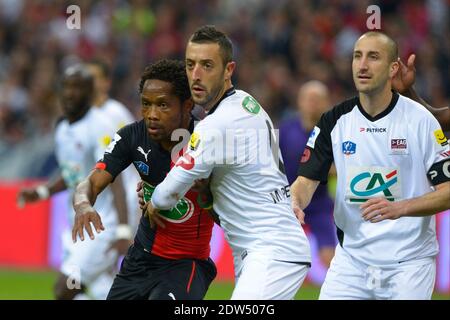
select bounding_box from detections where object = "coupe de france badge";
[306,126,321,149]
[342,141,356,155]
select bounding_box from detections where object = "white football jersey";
[298,92,450,266]
[96,99,140,230]
[163,88,311,273]
[55,108,118,228]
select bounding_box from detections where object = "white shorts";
[319,245,436,300]
[60,227,118,298]
[231,252,310,300]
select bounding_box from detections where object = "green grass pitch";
[0,268,448,300]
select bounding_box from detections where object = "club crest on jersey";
[434,129,448,147]
[142,182,194,223]
[346,166,401,203]
[134,161,149,175]
[306,126,321,149]
[242,96,261,115]
[190,132,200,151]
[342,141,356,155]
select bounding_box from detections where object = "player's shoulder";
[116,119,145,138]
[320,96,359,130]
[396,94,437,122]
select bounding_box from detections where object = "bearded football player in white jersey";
[136,25,312,300]
[17,65,131,300]
[292,31,450,300]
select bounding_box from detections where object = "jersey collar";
[206,86,236,116]
[356,91,399,122]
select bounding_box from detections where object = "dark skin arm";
[17,172,67,206]
[72,169,111,242]
[392,54,450,131]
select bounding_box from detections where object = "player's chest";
[331,119,414,165]
[131,143,172,184]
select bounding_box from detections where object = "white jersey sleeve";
[419,113,450,186]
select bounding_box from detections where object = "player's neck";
[67,105,90,124]
[359,85,393,118]
[93,94,108,108]
[204,81,233,112]
[160,117,192,152]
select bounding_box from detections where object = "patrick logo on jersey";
[345,166,402,203]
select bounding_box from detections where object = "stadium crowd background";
[0,0,448,180]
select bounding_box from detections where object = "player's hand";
[292,203,306,225]
[17,188,40,207]
[108,238,132,256]
[72,203,105,242]
[360,197,405,223]
[143,201,166,229]
[136,180,146,210]
[392,54,416,94]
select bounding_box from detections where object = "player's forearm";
[151,174,193,210]
[46,173,67,196]
[291,176,319,210]
[73,170,110,211]
[404,87,450,131]
[110,174,129,225]
[73,177,96,213]
[401,182,450,217]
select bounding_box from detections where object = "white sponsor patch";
[306,126,321,149]
[105,133,121,153]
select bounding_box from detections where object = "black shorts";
[106,243,217,300]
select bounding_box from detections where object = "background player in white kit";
[86,59,141,239]
[141,26,312,299]
[292,31,450,299]
[17,65,131,299]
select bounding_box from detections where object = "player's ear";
[389,60,399,79]
[225,61,236,81]
[182,97,194,114]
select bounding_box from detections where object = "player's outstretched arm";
[361,181,450,223]
[17,173,67,207]
[72,169,113,242]
[291,176,320,224]
[392,54,450,131]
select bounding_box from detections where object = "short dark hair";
[359,31,398,63]
[138,59,191,102]
[189,25,233,65]
[87,58,111,78]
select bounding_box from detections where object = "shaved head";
[357,31,398,62]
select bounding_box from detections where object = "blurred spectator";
[279,81,337,267]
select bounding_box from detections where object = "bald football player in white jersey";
[139,26,312,300]
[292,31,450,300]
[17,65,129,300]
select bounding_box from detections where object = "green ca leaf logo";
[349,170,398,203]
[143,182,194,223]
